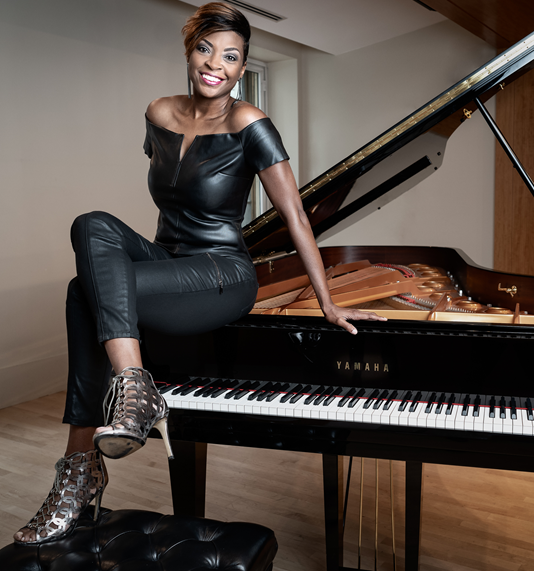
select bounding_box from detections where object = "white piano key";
[388,396,405,426]
[398,391,416,426]
[502,397,514,434]
[407,392,427,427]
[413,393,432,428]
[521,406,534,436]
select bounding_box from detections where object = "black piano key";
[305,386,326,405]
[409,391,422,413]
[290,385,313,404]
[159,385,175,394]
[473,394,481,417]
[235,389,251,401]
[248,381,274,401]
[425,392,437,414]
[210,387,227,398]
[525,398,534,421]
[338,387,357,408]
[398,391,413,412]
[489,396,496,418]
[373,390,389,410]
[314,386,340,406]
[435,393,446,414]
[499,396,507,419]
[364,389,380,409]
[461,394,471,416]
[348,388,367,408]
[510,397,517,420]
[225,380,252,399]
[445,393,456,415]
[281,384,303,403]
[383,390,398,411]
[265,383,290,403]
[178,383,200,396]
[256,391,271,402]
[209,380,238,398]
[193,383,214,397]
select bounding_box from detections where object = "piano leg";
[322,454,344,571]
[168,440,207,517]
[405,461,424,571]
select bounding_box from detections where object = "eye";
[196,44,209,54]
[225,54,238,62]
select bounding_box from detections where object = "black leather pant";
[63,211,258,427]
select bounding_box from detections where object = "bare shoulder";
[146,96,185,126]
[230,101,268,132]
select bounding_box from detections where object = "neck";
[186,93,234,121]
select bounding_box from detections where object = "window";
[231,59,268,226]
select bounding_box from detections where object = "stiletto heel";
[93,488,104,521]
[14,450,107,545]
[154,416,174,460]
[94,367,172,460]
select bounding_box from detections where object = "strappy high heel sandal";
[93,366,174,460]
[14,449,107,545]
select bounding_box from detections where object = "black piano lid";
[243,31,534,260]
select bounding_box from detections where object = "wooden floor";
[1,391,534,570]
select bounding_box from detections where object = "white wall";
[0,0,497,408]
[0,0,192,408]
[300,22,496,265]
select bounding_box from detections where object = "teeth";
[202,73,222,82]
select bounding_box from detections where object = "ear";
[239,61,247,80]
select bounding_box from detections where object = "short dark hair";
[182,2,251,62]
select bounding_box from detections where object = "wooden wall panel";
[422,0,534,48]
[494,68,534,275]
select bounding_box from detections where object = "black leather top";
[144,116,289,259]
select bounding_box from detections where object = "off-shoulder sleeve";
[143,124,153,159]
[240,118,289,172]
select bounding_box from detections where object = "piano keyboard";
[159,379,534,436]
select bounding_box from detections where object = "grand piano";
[144,32,534,571]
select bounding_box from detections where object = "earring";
[187,63,191,99]
[237,77,242,101]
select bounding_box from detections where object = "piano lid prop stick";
[475,96,534,199]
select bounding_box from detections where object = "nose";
[205,54,222,70]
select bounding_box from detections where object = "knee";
[70,211,119,249]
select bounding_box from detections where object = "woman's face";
[188,31,246,99]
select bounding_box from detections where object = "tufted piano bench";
[0,508,277,571]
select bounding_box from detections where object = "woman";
[14,2,386,545]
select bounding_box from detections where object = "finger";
[338,317,358,335]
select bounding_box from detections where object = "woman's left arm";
[258,160,387,335]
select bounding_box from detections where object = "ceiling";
[179,0,447,55]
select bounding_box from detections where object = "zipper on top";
[206,253,223,294]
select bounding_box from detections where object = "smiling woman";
[13,1,385,547]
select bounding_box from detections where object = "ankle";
[66,426,98,456]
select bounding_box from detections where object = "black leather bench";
[0,508,277,571]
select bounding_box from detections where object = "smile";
[201,73,224,86]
